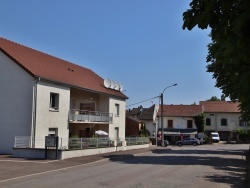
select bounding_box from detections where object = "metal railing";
[125,137,149,146]
[14,136,149,150]
[69,137,113,149]
[14,136,31,148]
[68,109,113,123]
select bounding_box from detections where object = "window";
[50,93,59,110]
[239,120,250,127]
[115,104,120,116]
[187,120,193,128]
[221,118,228,126]
[206,118,211,126]
[168,120,173,128]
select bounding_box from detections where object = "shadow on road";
[109,148,246,188]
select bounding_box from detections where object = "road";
[0,144,248,188]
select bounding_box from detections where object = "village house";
[0,37,128,154]
[157,104,203,144]
[200,101,249,140]
[126,105,159,136]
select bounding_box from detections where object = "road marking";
[0,158,109,183]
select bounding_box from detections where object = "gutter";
[31,76,40,147]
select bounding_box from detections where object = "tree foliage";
[183,0,250,121]
[194,113,205,133]
[207,96,221,101]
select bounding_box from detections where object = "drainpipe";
[31,77,40,147]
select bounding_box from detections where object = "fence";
[14,136,149,150]
[125,137,149,146]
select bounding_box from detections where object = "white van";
[211,132,220,142]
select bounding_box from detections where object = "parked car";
[176,138,200,146]
[157,139,169,147]
[211,132,220,142]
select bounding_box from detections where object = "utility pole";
[160,84,177,147]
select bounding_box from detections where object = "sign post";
[45,136,59,160]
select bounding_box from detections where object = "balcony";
[69,109,113,124]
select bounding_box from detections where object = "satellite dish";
[104,79,111,88]
[114,81,119,90]
[119,83,123,92]
[110,80,116,89]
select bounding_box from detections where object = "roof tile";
[199,101,240,113]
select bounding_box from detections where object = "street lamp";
[160,84,177,147]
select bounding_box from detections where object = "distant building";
[157,104,203,144]
[200,101,248,140]
[126,105,159,136]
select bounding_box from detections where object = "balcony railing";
[69,109,113,123]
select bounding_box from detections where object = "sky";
[0,1,223,109]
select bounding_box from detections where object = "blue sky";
[0,1,223,108]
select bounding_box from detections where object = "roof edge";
[0,48,35,77]
[38,76,128,100]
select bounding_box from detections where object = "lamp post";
[160,84,177,147]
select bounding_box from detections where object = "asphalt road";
[0,144,248,188]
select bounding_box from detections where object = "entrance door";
[85,128,94,137]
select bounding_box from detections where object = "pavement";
[0,145,160,182]
[0,144,250,187]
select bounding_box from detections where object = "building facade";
[0,37,127,154]
[200,101,249,140]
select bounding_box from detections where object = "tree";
[183,0,250,121]
[207,96,221,101]
[194,113,205,133]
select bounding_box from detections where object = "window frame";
[206,118,211,126]
[50,92,59,111]
[221,118,228,126]
[115,103,120,116]
[167,120,173,128]
[187,120,193,128]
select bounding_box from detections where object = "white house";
[0,37,128,154]
[200,101,248,140]
[157,104,203,144]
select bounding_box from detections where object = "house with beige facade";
[0,37,127,154]
[200,101,248,140]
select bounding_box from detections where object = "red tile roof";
[0,37,127,99]
[199,101,240,113]
[157,105,203,117]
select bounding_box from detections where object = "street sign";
[45,136,57,147]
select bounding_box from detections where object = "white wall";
[35,81,70,148]
[0,52,34,154]
[158,116,196,129]
[109,97,126,140]
[145,121,156,136]
[205,113,246,131]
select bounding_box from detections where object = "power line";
[126,96,159,107]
